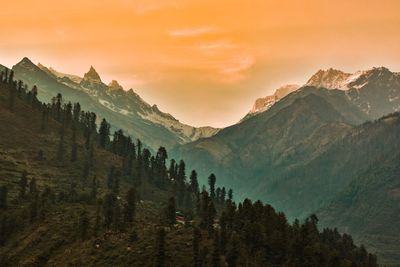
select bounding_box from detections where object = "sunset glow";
[1,0,400,127]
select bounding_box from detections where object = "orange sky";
[1,0,400,127]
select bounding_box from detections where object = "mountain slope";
[11,58,218,149]
[316,114,400,266]
[172,88,364,194]
[243,84,300,120]
[173,77,400,265]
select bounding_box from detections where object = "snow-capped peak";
[306,68,366,90]
[250,84,300,114]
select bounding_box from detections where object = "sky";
[1,0,400,127]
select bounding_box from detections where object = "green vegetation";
[0,69,378,266]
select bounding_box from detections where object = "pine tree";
[91,175,98,200]
[0,216,7,246]
[193,227,202,267]
[208,174,216,200]
[220,187,226,205]
[166,197,176,225]
[78,210,90,240]
[71,126,78,162]
[57,126,65,161]
[228,189,233,201]
[113,202,123,231]
[168,159,176,179]
[29,195,38,222]
[212,231,221,267]
[19,171,28,199]
[0,186,7,209]
[107,166,115,190]
[124,187,136,223]
[154,228,166,267]
[93,201,102,237]
[103,193,115,228]
[113,171,120,195]
[29,177,37,195]
[190,170,200,194]
[99,118,110,148]
[207,202,216,236]
[226,234,240,267]
[41,108,47,131]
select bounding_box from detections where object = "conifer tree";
[29,177,37,195]
[78,210,90,240]
[113,202,123,231]
[19,171,28,199]
[99,118,110,148]
[91,175,98,200]
[193,227,202,267]
[124,187,136,223]
[212,231,221,267]
[228,189,233,201]
[93,201,102,237]
[29,195,38,222]
[166,197,176,225]
[0,186,8,209]
[207,202,216,236]
[103,193,115,228]
[71,126,78,162]
[190,170,200,195]
[226,234,240,267]
[154,228,166,267]
[57,126,65,161]
[208,174,216,200]
[107,166,115,190]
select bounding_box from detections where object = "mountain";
[172,88,364,199]
[173,67,400,214]
[316,113,400,266]
[306,68,365,90]
[0,64,7,73]
[38,63,83,83]
[172,68,400,265]
[246,67,400,121]
[11,58,218,149]
[0,67,378,267]
[242,84,299,120]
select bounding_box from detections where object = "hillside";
[0,67,379,266]
[172,87,369,198]
[172,86,400,265]
[317,124,400,266]
[9,58,218,150]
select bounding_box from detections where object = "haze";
[1,0,400,127]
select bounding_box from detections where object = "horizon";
[1,0,400,127]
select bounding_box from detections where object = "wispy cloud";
[169,27,217,37]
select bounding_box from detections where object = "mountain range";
[8,58,218,150]
[2,58,400,264]
[172,66,400,265]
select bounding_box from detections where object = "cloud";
[216,54,255,82]
[169,27,217,37]
[195,41,237,54]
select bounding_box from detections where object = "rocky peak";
[108,80,123,91]
[250,84,300,114]
[82,66,102,83]
[15,57,36,69]
[306,68,354,90]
